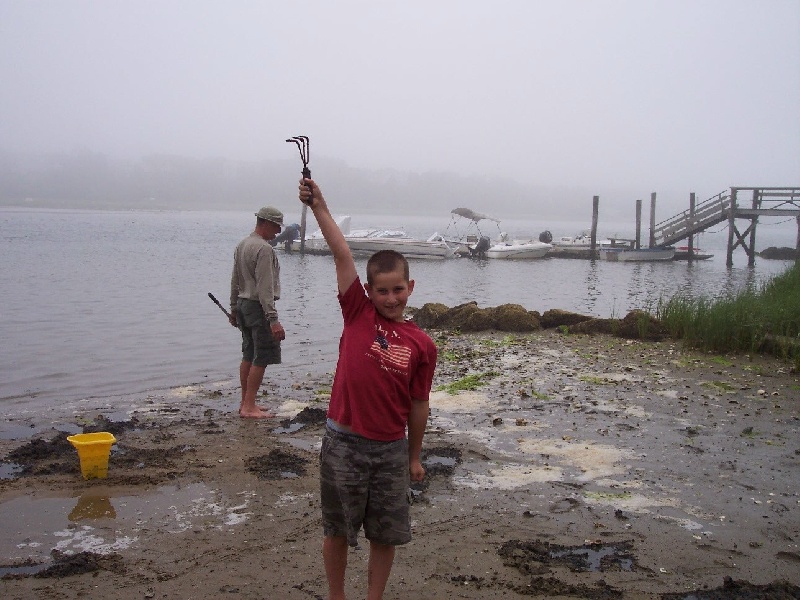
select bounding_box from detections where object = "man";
[229,206,286,418]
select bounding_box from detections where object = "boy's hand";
[410,460,425,482]
[298,178,320,207]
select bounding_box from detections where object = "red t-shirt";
[327,278,437,441]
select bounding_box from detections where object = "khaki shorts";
[236,299,281,367]
[320,427,411,547]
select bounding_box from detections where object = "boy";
[299,178,437,600]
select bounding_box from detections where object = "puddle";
[0,462,24,479]
[0,483,254,568]
[550,544,634,572]
[0,421,49,441]
[499,539,637,574]
[273,422,305,434]
[245,449,308,479]
[424,455,457,468]
[0,562,49,577]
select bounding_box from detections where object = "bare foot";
[238,407,275,418]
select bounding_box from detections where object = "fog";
[1,1,798,219]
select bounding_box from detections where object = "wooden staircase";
[652,190,731,247]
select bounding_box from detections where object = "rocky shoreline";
[1,328,799,599]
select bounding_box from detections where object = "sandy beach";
[1,329,799,599]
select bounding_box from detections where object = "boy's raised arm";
[299,178,358,294]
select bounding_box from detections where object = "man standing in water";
[229,207,286,418]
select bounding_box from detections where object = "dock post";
[726,188,737,266]
[299,204,308,254]
[591,195,599,257]
[796,214,800,254]
[748,189,758,266]
[635,199,642,250]
[649,192,656,248]
[688,192,696,260]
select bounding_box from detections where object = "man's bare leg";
[323,535,348,600]
[239,361,273,418]
[366,541,395,600]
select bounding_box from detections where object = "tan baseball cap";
[255,206,284,227]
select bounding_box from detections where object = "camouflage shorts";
[320,427,411,547]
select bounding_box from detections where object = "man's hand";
[271,321,286,341]
[228,313,238,327]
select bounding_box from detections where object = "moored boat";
[288,216,456,259]
[548,231,614,258]
[345,229,456,259]
[600,247,676,262]
[442,208,551,258]
[484,233,552,259]
[673,246,713,260]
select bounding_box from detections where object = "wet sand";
[1,330,799,599]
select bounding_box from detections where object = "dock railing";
[652,190,731,247]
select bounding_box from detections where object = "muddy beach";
[1,329,799,599]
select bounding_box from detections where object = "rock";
[616,310,669,340]
[489,304,541,332]
[461,309,495,332]
[569,318,616,335]
[758,246,799,260]
[540,309,593,329]
[412,302,450,328]
[440,302,482,329]
[414,303,664,339]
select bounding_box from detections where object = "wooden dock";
[649,187,799,266]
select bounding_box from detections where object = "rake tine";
[286,135,312,204]
[291,135,309,165]
[297,136,310,165]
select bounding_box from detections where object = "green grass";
[657,261,800,363]
[437,371,499,394]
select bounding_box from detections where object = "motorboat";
[599,246,676,262]
[345,228,456,260]
[289,216,456,259]
[287,215,350,253]
[484,232,552,259]
[548,231,614,258]
[440,207,501,255]
[442,207,550,259]
[673,246,714,260]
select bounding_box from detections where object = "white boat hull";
[285,217,455,259]
[549,235,613,256]
[600,247,675,262]
[673,247,713,260]
[485,241,552,259]
[345,237,455,259]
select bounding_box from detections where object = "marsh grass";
[657,262,800,362]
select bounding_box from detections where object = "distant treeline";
[0,150,602,219]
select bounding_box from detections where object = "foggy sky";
[1,0,799,208]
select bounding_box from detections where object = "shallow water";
[1,207,795,422]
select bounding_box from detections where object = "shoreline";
[1,329,799,599]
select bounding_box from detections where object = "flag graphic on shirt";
[370,325,411,372]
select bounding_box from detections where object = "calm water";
[1,207,796,426]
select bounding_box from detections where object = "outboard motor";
[539,230,553,243]
[470,235,491,258]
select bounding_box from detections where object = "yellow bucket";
[67,432,117,480]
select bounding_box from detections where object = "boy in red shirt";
[299,178,437,600]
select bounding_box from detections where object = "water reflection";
[69,492,117,521]
[583,260,600,314]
